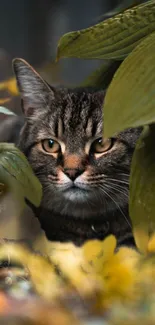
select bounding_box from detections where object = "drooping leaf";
[0,107,16,116]
[80,60,122,89]
[129,125,155,253]
[56,0,155,61]
[0,143,42,217]
[104,31,155,138]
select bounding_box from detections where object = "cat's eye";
[91,137,113,154]
[41,139,60,153]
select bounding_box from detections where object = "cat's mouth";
[62,183,90,201]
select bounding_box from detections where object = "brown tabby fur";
[12,58,141,246]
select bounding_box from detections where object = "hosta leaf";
[80,60,122,89]
[104,31,155,138]
[0,143,42,217]
[56,0,155,61]
[0,106,16,116]
[129,125,155,253]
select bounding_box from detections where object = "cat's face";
[13,59,141,225]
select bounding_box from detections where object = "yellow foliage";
[39,235,141,310]
[82,237,139,308]
[2,233,155,322]
[48,242,101,297]
[82,235,117,270]
[147,234,155,253]
[0,77,18,96]
[0,98,10,105]
[0,243,64,300]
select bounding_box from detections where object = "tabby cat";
[12,58,141,246]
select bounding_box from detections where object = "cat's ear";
[12,58,54,117]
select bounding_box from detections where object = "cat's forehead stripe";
[86,118,93,137]
[58,118,63,138]
[96,121,103,134]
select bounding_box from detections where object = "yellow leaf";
[0,98,10,105]
[98,246,140,308]
[133,228,149,254]
[6,78,19,96]
[147,234,155,253]
[0,78,18,96]
[83,235,116,272]
[49,242,101,297]
[0,243,64,300]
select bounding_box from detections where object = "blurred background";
[0,0,147,245]
[0,0,119,86]
[0,0,147,112]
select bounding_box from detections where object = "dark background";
[0,0,120,86]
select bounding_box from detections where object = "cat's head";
[13,59,141,222]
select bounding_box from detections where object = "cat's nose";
[64,168,83,181]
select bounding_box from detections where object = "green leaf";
[56,0,155,61]
[0,107,16,116]
[129,125,155,253]
[0,143,42,217]
[104,31,155,138]
[80,60,122,89]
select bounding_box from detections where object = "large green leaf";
[0,143,42,217]
[56,0,155,61]
[103,31,155,138]
[80,60,122,89]
[129,125,155,253]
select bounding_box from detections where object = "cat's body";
[12,59,141,246]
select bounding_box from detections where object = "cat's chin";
[62,187,90,202]
[40,183,128,219]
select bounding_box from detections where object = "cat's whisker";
[86,174,129,183]
[94,186,108,207]
[103,182,129,200]
[106,181,129,188]
[98,184,131,228]
[105,185,129,199]
[35,170,58,179]
[104,178,129,185]
[85,180,129,189]
[110,171,129,177]
[91,186,103,205]
[86,174,106,180]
